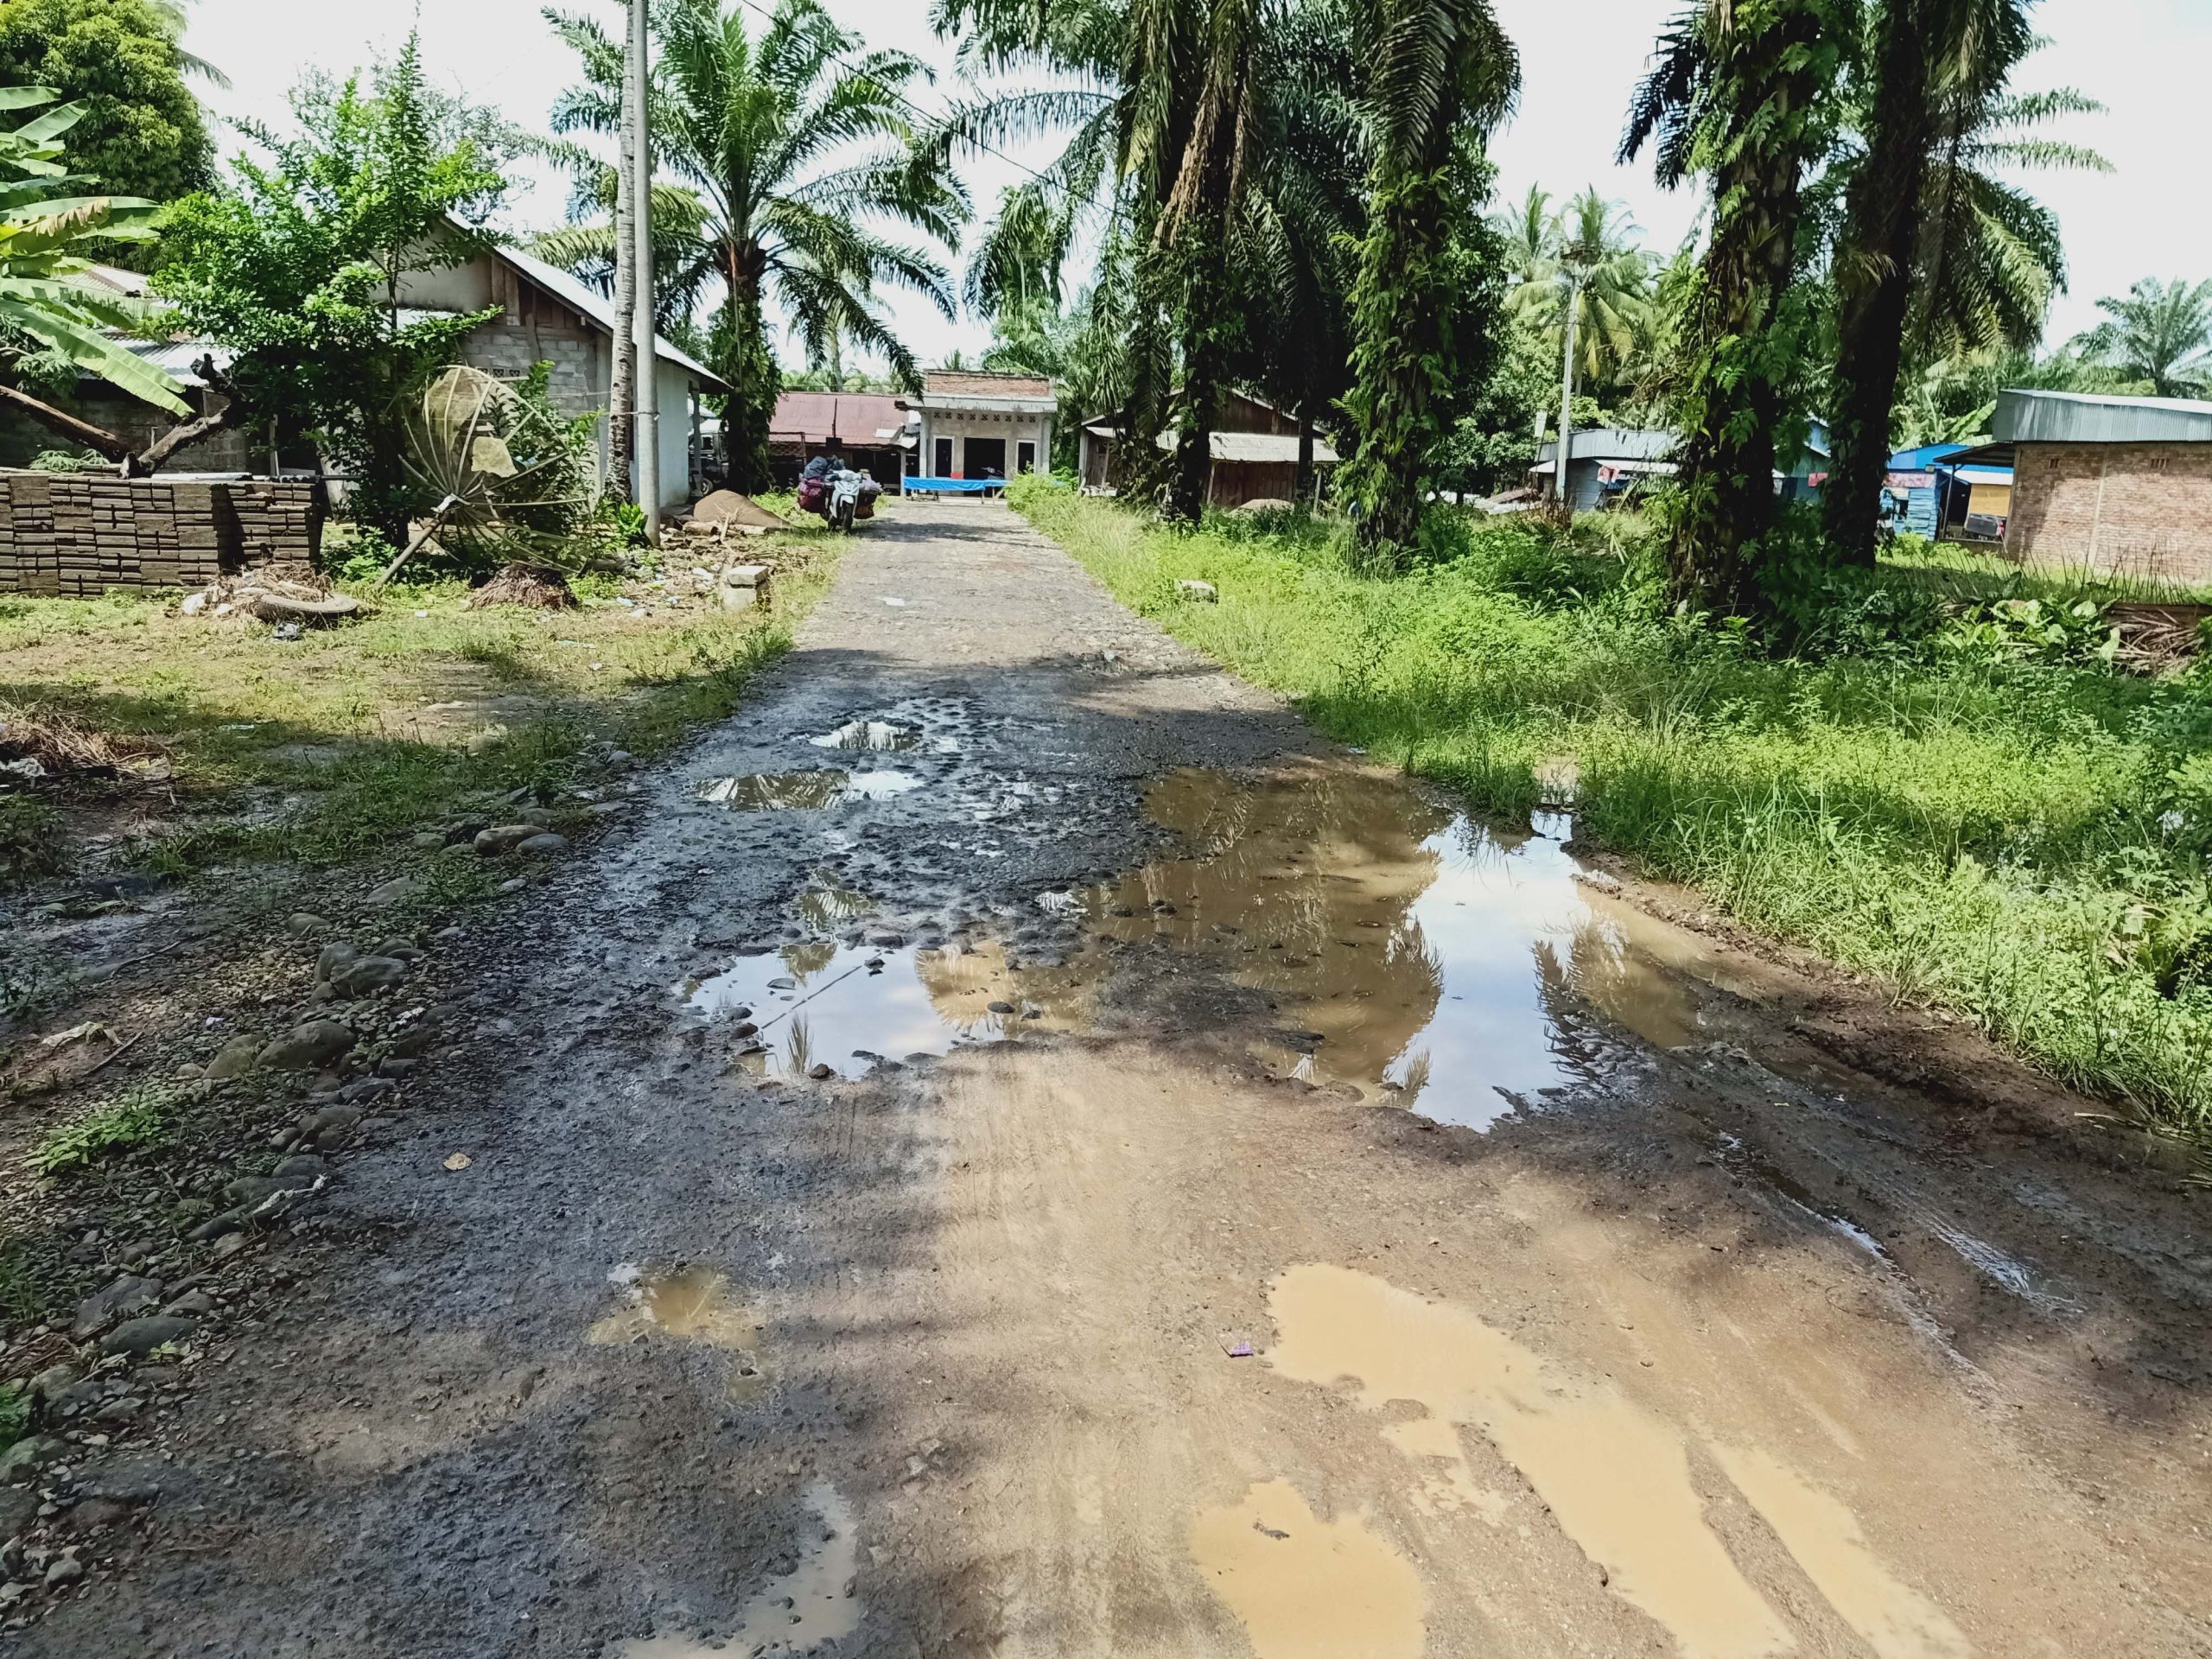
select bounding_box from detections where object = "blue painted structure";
[1884,443,1969,537]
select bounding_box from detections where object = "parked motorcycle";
[803,466,880,532]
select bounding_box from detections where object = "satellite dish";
[399,366,591,562]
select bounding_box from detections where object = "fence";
[0,471,322,595]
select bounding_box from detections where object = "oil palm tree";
[2073,278,2212,398]
[1339,0,1519,557]
[1622,0,1851,611]
[543,0,963,491]
[1824,1,2105,563]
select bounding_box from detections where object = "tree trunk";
[1823,0,1931,565]
[1166,240,1230,524]
[718,248,779,495]
[1344,169,1447,562]
[1294,408,1315,505]
[0,383,135,465]
[1666,1,1835,613]
[0,365,251,476]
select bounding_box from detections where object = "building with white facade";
[902,372,1056,481]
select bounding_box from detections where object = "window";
[932,435,954,476]
[1017,440,1038,474]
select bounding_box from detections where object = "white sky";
[181,0,2211,375]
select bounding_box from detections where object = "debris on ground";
[468,563,578,611]
[685,490,791,532]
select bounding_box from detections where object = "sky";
[181,0,2212,376]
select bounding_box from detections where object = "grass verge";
[1014,477,2212,1144]
[0,534,835,886]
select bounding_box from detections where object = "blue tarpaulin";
[903,476,1002,495]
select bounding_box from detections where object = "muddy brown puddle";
[684,758,1767,1125]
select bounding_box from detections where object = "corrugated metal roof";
[1995,388,2212,445]
[1148,430,1340,464]
[1889,442,1968,470]
[768,391,908,446]
[119,340,234,386]
[1536,427,1678,466]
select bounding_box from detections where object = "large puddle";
[684,760,1758,1125]
[1084,763,1757,1126]
[1190,1478,1426,1659]
[696,769,920,810]
[1264,1264,1971,1659]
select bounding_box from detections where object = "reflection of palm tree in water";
[1092,764,1454,1086]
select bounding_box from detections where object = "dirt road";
[41,499,2211,1657]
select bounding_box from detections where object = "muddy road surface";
[42,500,2212,1657]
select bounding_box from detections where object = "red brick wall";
[2006,442,2212,586]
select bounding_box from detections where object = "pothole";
[695,769,921,809]
[588,1263,768,1400]
[681,938,1103,1081]
[808,718,944,753]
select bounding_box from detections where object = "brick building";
[1996,389,2212,586]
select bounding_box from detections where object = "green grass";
[0,540,833,880]
[1014,476,2212,1144]
[30,1080,183,1177]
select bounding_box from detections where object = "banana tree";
[0,86,240,474]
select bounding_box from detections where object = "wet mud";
[31,501,2209,1659]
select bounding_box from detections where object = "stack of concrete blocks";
[0,472,322,594]
[720,563,771,611]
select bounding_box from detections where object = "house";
[1531,427,1678,511]
[900,372,1056,483]
[394,242,727,512]
[3,249,728,512]
[1077,390,1338,508]
[1882,442,2015,542]
[1995,389,2212,584]
[765,391,913,488]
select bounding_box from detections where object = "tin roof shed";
[1994,389,2212,445]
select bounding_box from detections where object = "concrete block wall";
[0,472,322,595]
[2006,442,2212,587]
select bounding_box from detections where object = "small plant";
[0,794,67,887]
[0,1382,26,1452]
[28,448,110,474]
[30,1082,182,1177]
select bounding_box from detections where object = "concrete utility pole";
[607,3,638,507]
[628,0,660,542]
[1554,275,1580,506]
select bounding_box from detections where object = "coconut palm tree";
[2073,278,2212,398]
[543,0,963,490]
[1499,186,1656,486]
[1622,0,1850,611]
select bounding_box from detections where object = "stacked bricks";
[0,472,322,594]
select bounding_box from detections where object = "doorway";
[1016,439,1038,474]
[931,436,954,477]
[964,436,1007,479]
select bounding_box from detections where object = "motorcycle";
[811,467,880,533]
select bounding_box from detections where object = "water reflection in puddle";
[686,760,1758,1123]
[1090,764,1758,1128]
[696,769,919,809]
[810,719,924,752]
[607,1483,861,1658]
[588,1263,768,1399]
[683,938,1102,1080]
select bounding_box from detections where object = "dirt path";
[38,499,2210,1658]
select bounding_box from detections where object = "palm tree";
[543,0,963,490]
[1824,2,2106,563]
[1498,185,1655,498]
[1339,0,1519,558]
[1622,0,1850,611]
[2073,279,2212,398]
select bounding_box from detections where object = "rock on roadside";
[256,1020,355,1072]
